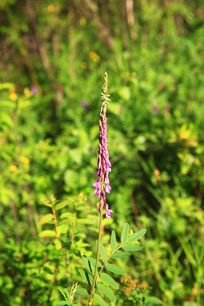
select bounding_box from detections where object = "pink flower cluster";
[93,108,112,218]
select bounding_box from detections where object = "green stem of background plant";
[88,207,103,306]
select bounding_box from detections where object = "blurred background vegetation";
[0,0,204,305]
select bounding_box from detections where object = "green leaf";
[39,214,53,225]
[58,224,68,235]
[58,287,69,301]
[0,82,15,90]
[76,286,89,297]
[78,269,88,284]
[78,268,93,287]
[118,86,130,101]
[43,263,55,274]
[55,200,70,211]
[42,201,52,208]
[110,230,117,251]
[55,239,62,250]
[123,244,143,252]
[56,301,69,306]
[44,266,54,275]
[78,219,97,225]
[82,257,94,273]
[105,263,124,275]
[83,257,101,275]
[87,256,102,268]
[128,229,146,241]
[92,293,108,306]
[39,230,56,238]
[121,223,129,243]
[60,212,74,219]
[145,296,163,305]
[97,283,115,301]
[112,251,130,259]
[100,273,119,289]
[100,243,107,260]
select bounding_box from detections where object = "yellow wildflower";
[192,287,203,296]
[10,165,17,172]
[89,51,100,62]
[9,87,16,94]
[47,4,58,13]
[23,88,32,98]
[9,93,18,101]
[179,129,190,140]
[178,125,198,147]
[20,156,30,165]
[194,158,201,166]
[153,168,161,182]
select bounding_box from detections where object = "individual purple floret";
[93,72,112,218]
[105,204,113,218]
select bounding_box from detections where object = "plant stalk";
[88,208,103,305]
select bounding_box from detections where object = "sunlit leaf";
[83,256,101,274]
[0,83,15,90]
[87,256,102,269]
[56,301,69,306]
[60,212,75,219]
[128,229,146,241]
[92,293,108,306]
[55,200,70,211]
[110,230,117,251]
[105,263,124,275]
[76,286,89,297]
[111,250,130,259]
[39,230,56,238]
[58,287,69,300]
[42,201,52,208]
[78,219,97,225]
[58,224,68,235]
[97,283,115,301]
[39,214,53,225]
[100,273,119,289]
[78,269,88,284]
[121,223,129,243]
[123,244,143,252]
[146,296,163,304]
[55,239,62,250]
[100,243,107,260]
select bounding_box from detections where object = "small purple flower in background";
[93,72,113,218]
[31,86,38,95]
[81,100,89,111]
[163,107,170,116]
[151,103,159,114]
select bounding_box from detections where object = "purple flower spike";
[93,72,113,218]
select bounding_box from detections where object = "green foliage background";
[0,0,204,305]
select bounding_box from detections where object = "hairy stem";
[88,208,103,305]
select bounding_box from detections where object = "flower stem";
[88,208,103,305]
